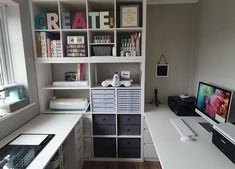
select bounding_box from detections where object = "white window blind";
[0,4,14,86]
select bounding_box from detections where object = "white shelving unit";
[30,0,146,163]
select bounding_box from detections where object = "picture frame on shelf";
[120,5,139,28]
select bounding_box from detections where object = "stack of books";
[66,36,86,57]
[35,32,62,58]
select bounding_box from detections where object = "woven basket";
[92,45,112,56]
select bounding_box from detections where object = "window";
[0,4,14,86]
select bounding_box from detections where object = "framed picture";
[120,5,139,27]
[156,64,169,77]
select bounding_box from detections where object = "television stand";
[198,122,213,133]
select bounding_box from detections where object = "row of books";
[35,32,62,58]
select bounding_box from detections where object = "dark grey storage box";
[93,124,116,135]
[94,138,116,157]
[118,148,140,158]
[118,115,141,125]
[93,114,116,125]
[118,138,140,148]
[118,124,140,135]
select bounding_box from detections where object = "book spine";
[35,32,42,57]
[47,38,51,58]
[80,63,84,81]
[40,32,47,58]
[77,64,81,80]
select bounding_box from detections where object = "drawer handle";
[127,129,130,131]
[220,139,226,144]
[102,118,106,121]
[127,142,130,145]
[127,118,130,121]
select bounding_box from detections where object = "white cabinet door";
[144,144,158,159]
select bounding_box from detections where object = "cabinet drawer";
[93,124,116,135]
[144,144,158,159]
[118,115,141,125]
[93,114,116,125]
[118,124,140,135]
[84,138,92,158]
[118,148,140,158]
[93,107,115,112]
[83,118,92,136]
[212,129,235,163]
[144,129,153,144]
[92,90,115,95]
[118,138,140,148]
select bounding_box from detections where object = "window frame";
[0,4,14,86]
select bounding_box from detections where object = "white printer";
[50,98,88,111]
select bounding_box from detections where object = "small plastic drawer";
[92,98,115,103]
[118,148,140,158]
[93,114,116,125]
[118,115,141,125]
[118,138,140,148]
[92,102,115,108]
[93,124,116,135]
[92,89,115,95]
[118,124,140,135]
[93,107,116,112]
[92,94,115,99]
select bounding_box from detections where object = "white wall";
[0,0,39,139]
[145,4,197,103]
[192,0,235,94]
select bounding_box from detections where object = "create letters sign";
[35,12,87,29]
[89,11,110,29]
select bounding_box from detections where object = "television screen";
[196,82,233,123]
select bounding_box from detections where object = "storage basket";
[92,45,113,56]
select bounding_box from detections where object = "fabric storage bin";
[94,138,116,157]
[93,114,116,124]
[93,124,116,135]
[118,138,140,148]
[118,148,140,158]
[118,115,141,125]
[118,124,140,135]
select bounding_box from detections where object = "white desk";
[145,104,235,169]
[0,114,82,169]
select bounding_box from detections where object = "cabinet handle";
[127,129,130,132]
[103,118,106,121]
[127,142,130,145]
[127,118,130,121]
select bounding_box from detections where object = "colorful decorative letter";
[47,13,59,29]
[99,11,109,29]
[34,13,47,29]
[61,12,71,29]
[89,12,99,29]
[72,12,87,29]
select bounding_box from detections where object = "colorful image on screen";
[196,83,231,123]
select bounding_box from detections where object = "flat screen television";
[195,81,233,132]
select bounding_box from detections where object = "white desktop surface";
[0,114,82,169]
[145,104,235,169]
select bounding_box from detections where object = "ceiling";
[148,0,199,5]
